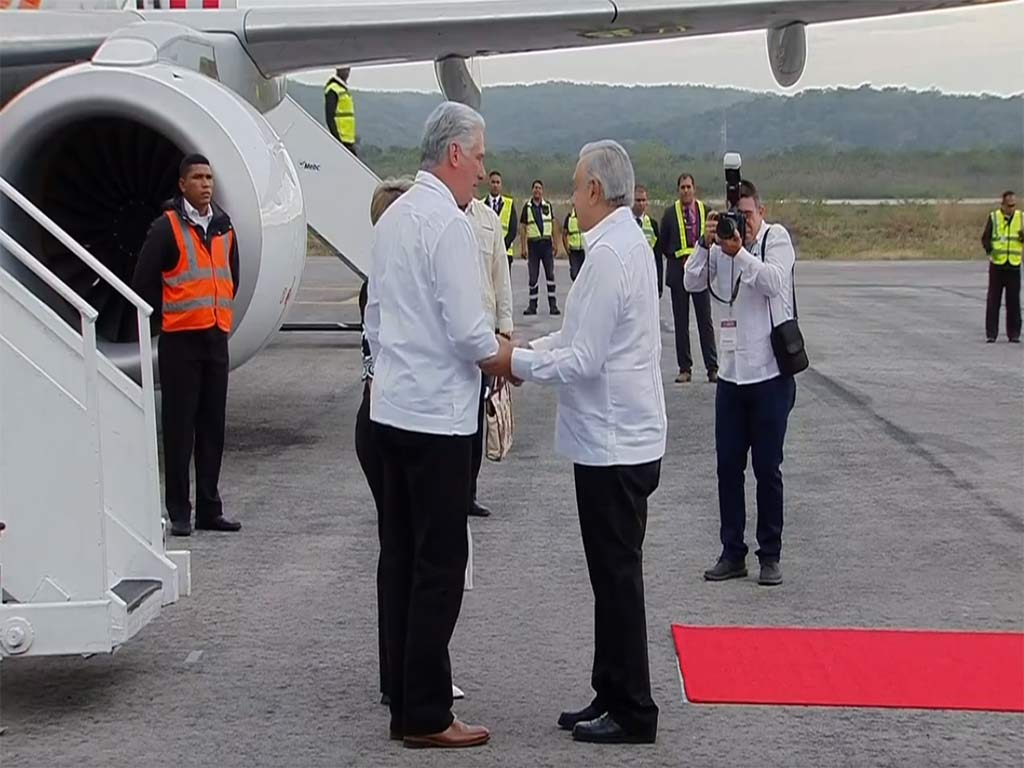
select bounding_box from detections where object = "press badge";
[720,319,738,351]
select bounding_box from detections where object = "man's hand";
[720,231,743,257]
[704,212,720,247]
[480,335,514,379]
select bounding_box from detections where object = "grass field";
[308,202,995,261]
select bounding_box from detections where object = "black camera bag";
[760,227,809,376]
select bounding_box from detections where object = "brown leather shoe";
[675,370,692,384]
[403,719,490,749]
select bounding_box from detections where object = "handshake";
[479,332,530,384]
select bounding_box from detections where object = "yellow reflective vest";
[674,199,706,258]
[324,77,356,145]
[639,213,657,251]
[990,209,1023,267]
[490,195,515,256]
[567,209,583,250]
[525,199,553,241]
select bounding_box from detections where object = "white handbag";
[485,378,514,461]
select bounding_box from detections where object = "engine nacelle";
[0,60,306,378]
[767,22,807,89]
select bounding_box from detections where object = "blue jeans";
[715,375,796,563]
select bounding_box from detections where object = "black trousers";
[469,373,489,502]
[715,376,796,563]
[574,460,661,741]
[986,263,1021,341]
[374,422,472,737]
[355,383,388,696]
[670,284,717,374]
[527,240,557,306]
[568,249,586,281]
[158,329,229,526]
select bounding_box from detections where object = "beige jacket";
[466,198,514,334]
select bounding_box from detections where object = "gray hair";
[420,101,486,169]
[578,140,635,208]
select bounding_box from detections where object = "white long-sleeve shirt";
[511,206,667,466]
[365,171,499,436]
[683,220,796,385]
[465,198,514,334]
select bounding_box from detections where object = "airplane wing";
[0,0,1010,77]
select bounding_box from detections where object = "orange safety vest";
[161,210,235,333]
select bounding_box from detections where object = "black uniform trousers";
[670,284,717,374]
[715,375,796,564]
[573,460,661,741]
[374,421,472,737]
[568,249,586,282]
[158,329,229,527]
[527,239,557,307]
[355,382,389,696]
[986,263,1021,341]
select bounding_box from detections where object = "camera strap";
[706,244,742,306]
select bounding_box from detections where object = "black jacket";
[658,200,705,292]
[131,196,240,331]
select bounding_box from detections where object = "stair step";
[111,579,162,614]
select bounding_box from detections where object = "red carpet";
[672,625,1024,712]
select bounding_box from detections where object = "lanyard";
[707,248,742,306]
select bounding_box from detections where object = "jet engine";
[0,59,306,378]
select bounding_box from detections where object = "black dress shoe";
[572,713,655,744]
[558,703,603,730]
[169,521,192,537]
[380,693,391,706]
[703,558,747,581]
[195,516,241,532]
[469,502,491,518]
[549,304,561,316]
[523,305,538,316]
[758,560,783,586]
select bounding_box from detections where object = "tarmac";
[2,257,1022,768]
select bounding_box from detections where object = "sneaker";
[703,558,747,581]
[758,561,783,586]
[675,370,692,384]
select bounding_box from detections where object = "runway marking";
[185,650,204,665]
[294,298,359,306]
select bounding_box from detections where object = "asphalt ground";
[2,257,1022,768]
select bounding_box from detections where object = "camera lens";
[716,216,737,239]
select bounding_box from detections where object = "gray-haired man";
[366,101,511,749]
[483,140,667,745]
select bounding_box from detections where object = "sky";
[285,0,1024,96]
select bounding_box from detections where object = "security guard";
[562,206,585,281]
[324,67,356,155]
[632,184,661,290]
[658,173,718,383]
[982,190,1022,343]
[485,170,518,273]
[519,180,560,315]
[132,153,242,537]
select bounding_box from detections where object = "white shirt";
[683,220,796,385]
[183,198,212,233]
[365,171,499,436]
[465,198,514,334]
[511,206,667,466]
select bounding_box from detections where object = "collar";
[531,198,545,207]
[583,206,631,249]
[416,170,458,209]
[183,197,212,224]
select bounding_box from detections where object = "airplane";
[0,0,1011,379]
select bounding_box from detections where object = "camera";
[716,151,746,242]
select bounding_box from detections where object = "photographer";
[683,180,796,587]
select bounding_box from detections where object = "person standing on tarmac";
[485,171,518,273]
[633,185,661,293]
[982,190,1022,343]
[132,153,242,537]
[519,180,561,315]
[563,206,585,281]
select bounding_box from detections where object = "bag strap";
[758,226,798,324]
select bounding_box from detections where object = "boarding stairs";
[0,176,189,658]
